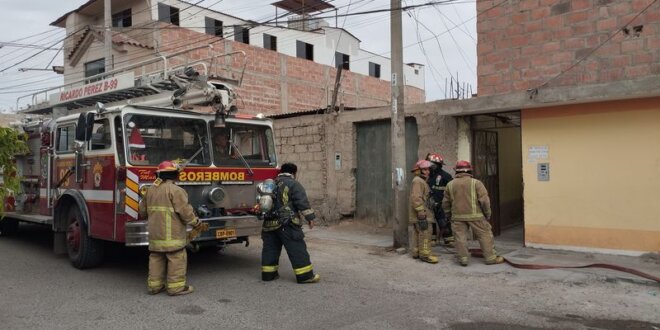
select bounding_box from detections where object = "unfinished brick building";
[47,0,425,115]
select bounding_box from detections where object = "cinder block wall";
[159,25,425,115]
[477,0,660,96]
[273,116,327,220]
[274,103,457,224]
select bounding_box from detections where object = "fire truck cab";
[3,50,279,269]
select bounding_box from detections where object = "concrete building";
[45,0,425,115]
[275,0,659,256]
[468,0,660,255]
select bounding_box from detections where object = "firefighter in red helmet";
[139,160,208,295]
[442,160,504,266]
[408,160,439,263]
[425,152,454,246]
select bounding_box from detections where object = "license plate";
[216,228,236,239]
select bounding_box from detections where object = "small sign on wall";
[528,145,548,163]
[538,163,550,181]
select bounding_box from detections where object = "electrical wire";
[536,0,659,89]
[1,0,473,106]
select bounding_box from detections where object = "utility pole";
[390,0,407,248]
[104,0,113,73]
[328,64,343,113]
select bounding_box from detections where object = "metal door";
[472,130,500,235]
[356,118,418,226]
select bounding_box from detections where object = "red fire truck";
[2,50,279,268]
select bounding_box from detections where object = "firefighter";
[409,159,439,264]
[261,162,320,284]
[139,160,207,295]
[425,152,454,245]
[442,160,504,266]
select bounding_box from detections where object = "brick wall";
[273,116,327,217]
[158,25,425,115]
[477,0,660,96]
[273,103,457,224]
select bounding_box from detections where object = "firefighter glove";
[196,222,210,232]
[187,222,210,241]
[416,211,427,221]
[417,219,429,231]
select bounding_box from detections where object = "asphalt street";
[1,223,658,330]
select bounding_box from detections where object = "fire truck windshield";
[124,114,210,166]
[211,124,276,167]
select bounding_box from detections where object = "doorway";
[470,112,523,239]
[355,118,418,226]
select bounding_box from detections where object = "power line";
[2,0,473,104]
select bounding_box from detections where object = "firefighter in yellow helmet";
[138,160,207,295]
[442,160,504,266]
[409,160,439,264]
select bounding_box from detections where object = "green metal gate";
[356,118,418,226]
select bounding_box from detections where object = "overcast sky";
[0,0,477,112]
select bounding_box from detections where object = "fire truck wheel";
[0,218,19,236]
[65,205,104,269]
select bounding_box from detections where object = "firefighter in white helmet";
[139,160,208,295]
[442,160,504,266]
[409,159,439,264]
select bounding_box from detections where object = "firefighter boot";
[419,239,439,264]
[457,256,469,267]
[169,285,194,296]
[420,254,439,264]
[300,274,321,283]
[148,286,165,295]
[485,256,505,265]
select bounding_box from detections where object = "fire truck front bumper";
[125,215,262,247]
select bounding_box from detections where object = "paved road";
[1,223,658,330]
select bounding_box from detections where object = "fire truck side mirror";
[75,112,96,142]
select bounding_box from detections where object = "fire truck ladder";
[18,45,246,115]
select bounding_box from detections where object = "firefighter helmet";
[454,160,472,173]
[426,152,444,165]
[156,160,180,173]
[411,160,433,172]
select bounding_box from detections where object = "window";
[211,124,276,167]
[335,52,350,70]
[124,114,210,166]
[369,62,381,78]
[89,119,112,150]
[56,125,76,153]
[234,27,250,44]
[158,3,179,26]
[112,8,132,27]
[84,58,105,83]
[296,41,314,61]
[205,17,223,37]
[263,34,277,51]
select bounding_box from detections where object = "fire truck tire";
[65,205,104,269]
[0,218,19,236]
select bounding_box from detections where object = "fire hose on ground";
[468,248,660,283]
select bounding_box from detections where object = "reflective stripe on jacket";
[442,173,491,222]
[408,175,434,225]
[138,180,199,252]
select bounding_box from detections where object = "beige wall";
[274,103,458,224]
[521,97,660,253]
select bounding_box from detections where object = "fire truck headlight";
[208,187,225,204]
